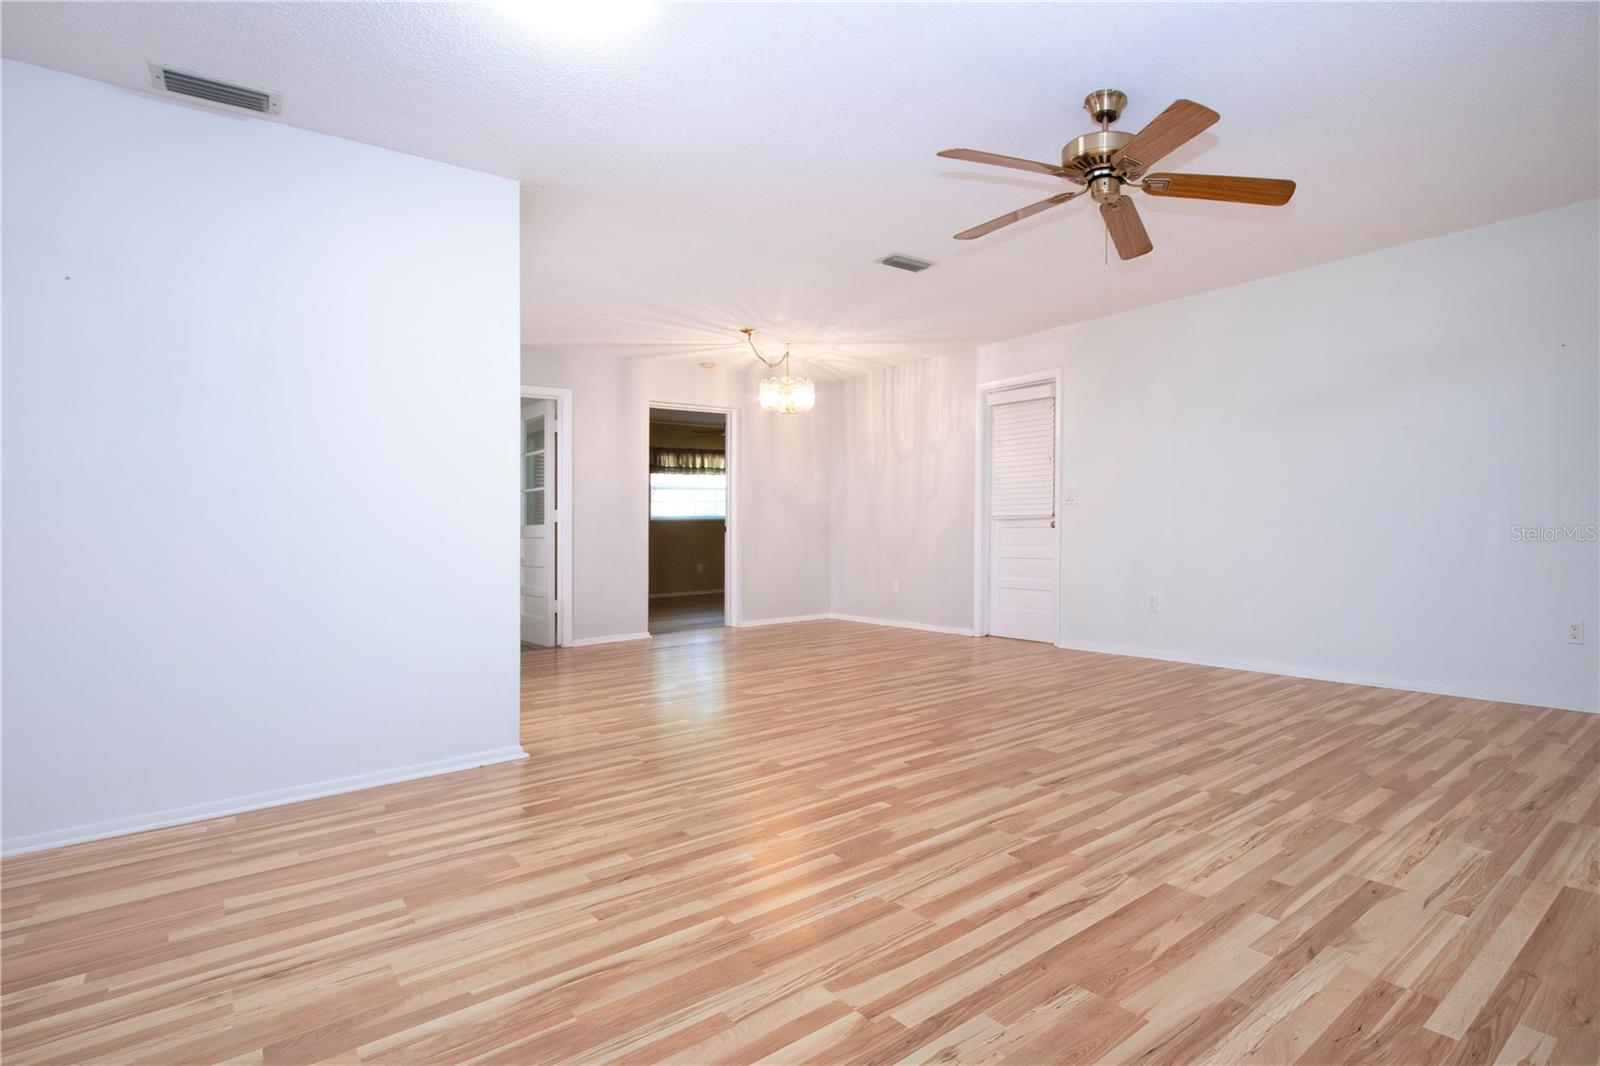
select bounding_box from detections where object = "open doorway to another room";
[648,407,727,635]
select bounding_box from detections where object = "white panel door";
[521,399,555,646]
[989,519,1057,642]
[987,391,1057,643]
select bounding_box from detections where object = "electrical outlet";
[695,562,704,573]
[1063,487,1078,505]
[891,579,900,594]
[1569,621,1585,644]
[1147,593,1160,614]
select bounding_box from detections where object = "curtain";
[650,447,726,473]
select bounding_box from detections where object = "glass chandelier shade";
[759,369,816,414]
[742,329,815,414]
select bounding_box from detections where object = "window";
[523,418,546,525]
[649,472,725,520]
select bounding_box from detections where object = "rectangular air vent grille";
[879,254,934,273]
[149,64,280,113]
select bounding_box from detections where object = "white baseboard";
[1,745,530,857]
[581,612,974,636]
[1054,638,1598,715]
[568,632,653,647]
[828,613,976,637]
[728,612,974,635]
[649,589,724,600]
[558,619,1594,713]
[731,613,831,628]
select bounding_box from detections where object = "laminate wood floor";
[648,593,725,635]
[2,621,1596,1065]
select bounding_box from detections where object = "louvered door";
[987,387,1057,643]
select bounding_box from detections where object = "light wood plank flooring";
[2,621,1596,1064]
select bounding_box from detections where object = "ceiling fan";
[938,90,1295,259]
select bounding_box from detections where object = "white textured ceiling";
[6,2,1597,378]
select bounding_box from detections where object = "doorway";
[521,387,571,648]
[648,406,728,635]
[975,375,1060,643]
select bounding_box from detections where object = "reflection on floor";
[648,592,724,634]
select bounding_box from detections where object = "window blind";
[990,397,1055,519]
[649,472,726,519]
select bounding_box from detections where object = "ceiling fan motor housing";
[1060,129,1133,184]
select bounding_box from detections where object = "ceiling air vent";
[879,254,934,273]
[148,64,280,114]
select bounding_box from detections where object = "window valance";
[650,447,725,473]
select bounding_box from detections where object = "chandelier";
[742,328,815,414]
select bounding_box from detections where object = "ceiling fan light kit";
[742,328,815,414]
[939,89,1296,260]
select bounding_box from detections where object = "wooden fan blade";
[954,192,1079,240]
[1141,173,1295,205]
[1101,199,1153,260]
[1111,99,1219,177]
[938,148,1067,177]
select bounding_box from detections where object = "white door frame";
[645,401,740,629]
[522,385,573,648]
[973,370,1063,640]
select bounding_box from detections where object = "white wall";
[978,200,1599,712]
[520,349,832,638]
[830,353,976,631]
[1,62,525,853]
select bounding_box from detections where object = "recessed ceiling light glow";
[493,0,658,37]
